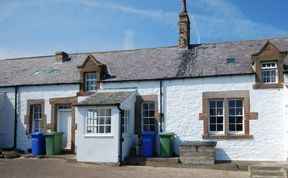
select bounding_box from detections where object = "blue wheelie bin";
[141,132,157,157]
[31,132,46,155]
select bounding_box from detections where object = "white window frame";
[208,99,224,135]
[208,99,245,135]
[85,73,97,91]
[228,99,244,135]
[122,110,129,135]
[32,105,42,132]
[85,107,112,136]
[261,61,278,83]
[142,102,156,132]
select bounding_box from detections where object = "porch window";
[85,73,97,91]
[32,105,42,132]
[142,102,156,132]
[261,61,277,83]
[86,108,111,134]
[122,110,129,134]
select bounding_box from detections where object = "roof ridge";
[201,37,288,46]
[0,45,178,61]
[1,37,287,61]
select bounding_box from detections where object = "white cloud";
[0,0,287,45]
[123,30,135,50]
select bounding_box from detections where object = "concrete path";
[0,158,249,178]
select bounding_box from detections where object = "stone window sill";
[253,83,283,89]
[202,134,253,139]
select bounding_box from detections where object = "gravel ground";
[0,158,249,178]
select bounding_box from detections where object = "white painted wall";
[102,75,288,161]
[76,106,120,163]
[0,88,15,148]
[120,92,136,159]
[15,84,78,150]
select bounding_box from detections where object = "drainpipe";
[13,86,18,149]
[159,80,164,132]
[117,104,124,165]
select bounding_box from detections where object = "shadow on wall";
[16,92,33,151]
[215,148,231,161]
[0,95,14,149]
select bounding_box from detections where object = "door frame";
[57,106,72,149]
[49,97,77,152]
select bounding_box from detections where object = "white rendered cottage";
[0,0,288,163]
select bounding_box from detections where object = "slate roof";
[0,38,288,87]
[76,91,134,106]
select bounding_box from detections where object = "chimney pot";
[55,51,70,62]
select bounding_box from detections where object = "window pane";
[236,124,243,131]
[217,109,223,116]
[210,117,216,124]
[229,109,235,116]
[217,117,223,124]
[209,101,216,108]
[236,108,242,115]
[236,117,243,123]
[229,100,235,107]
[149,125,155,131]
[217,124,223,131]
[210,124,216,131]
[105,117,111,124]
[217,101,223,108]
[209,109,216,116]
[149,111,155,117]
[229,124,235,131]
[99,126,104,133]
[229,117,235,123]
[236,100,242,107]
[148,103,155,110]
[106,126,111,133]
[99,117,104,125]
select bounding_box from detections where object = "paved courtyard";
[0,159,249,178]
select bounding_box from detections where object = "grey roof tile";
[77,91,134,106]
[0,38,288,87]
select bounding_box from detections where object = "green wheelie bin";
[159,132,174,157]
[44,132,64,155]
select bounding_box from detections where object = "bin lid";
[159,132,174,136]
[53,132,64,135]
[31,132,46,136]
[141,132,157,136]
[43,133,54,136]
[180,141,217,147]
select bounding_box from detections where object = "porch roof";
[76,91,134,106]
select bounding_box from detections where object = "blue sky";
[0,0,287,59]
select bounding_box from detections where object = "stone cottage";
[0,0,288,163]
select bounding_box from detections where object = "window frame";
[84,72,97,92]
[260,61,278,84]
[200,91,257,139]
[208,99,224,135]
[227,99,244,135]
[122,110,130,135]
[85,107,112,136]
[141,102,156,132]
[208,99,244,135]
[31,104,42,132]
